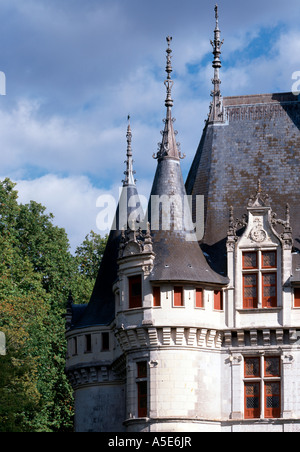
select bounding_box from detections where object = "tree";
[0,179,73,431]
[0,179,108,431]
[73,231,108,304]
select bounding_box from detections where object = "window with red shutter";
[244,356,281,420]
[243,274,258,308]
[244,357,260,378]
[244,383,260,419]
[264,382,281,419]
[153,286,161,307]
[262,273,277,308]
[174,287,183,307]
[129,275,142,309]
[262,251,277,269]
[214,290,223,310]
[294,288,300,308]
[195,288,203,308]
[243,251,258,269]
[242,250,278,309]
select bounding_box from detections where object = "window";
[153,286,161,307]
[214,290,223,311]
[72,337,78,356]
[174,287,184,307]
[102,332,110,351]
[243,274,258,309]
[262,251,277,268]
[129,275,142,309]
[244,356,281,419]
[136,362,148,418]
[195,288,204,308]
[262,273,277,308]
[242,250,278,309]
[244,383,260,420]
[294,288,300,308]
[243,251,258,269]
[85,334,92,353]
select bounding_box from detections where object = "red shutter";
[174,287,183,307]
[153,286,161,307]
[244,383,260,419]
[196,288,203,308]
[129,276,142,309]
[214,290,223,310]
[264,382,281,418]
[294,288,300,308]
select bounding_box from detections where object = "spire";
[209,4,224,123]
[165,36,174,109]
[122,115,136,186]
[153,36,185,161]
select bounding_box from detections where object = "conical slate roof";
[186,94,300,275]
[186,6,300,275]
[72,120,143,329]
[148,37,228,286]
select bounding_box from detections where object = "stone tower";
[66,6,300,432]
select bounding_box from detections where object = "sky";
[1,0,300,252]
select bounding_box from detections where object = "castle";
[65,6,300,432]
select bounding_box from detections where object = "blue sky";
[1,0,300,251]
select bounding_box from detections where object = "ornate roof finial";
[256,178,262,196]
[122,115,136,186]
[208,4,224,123]
[248,179,270,207]
[165,36,174,109]
[152,37,185,161]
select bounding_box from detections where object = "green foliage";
[0,178,107,432]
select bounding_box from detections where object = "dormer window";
[242,250,277,309]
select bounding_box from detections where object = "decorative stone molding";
[67,364,119,389]
[115,326,224,351]
[118,223,153,259]
[224,328,299,347]
[225,102,299,123]
[227,182,293,250]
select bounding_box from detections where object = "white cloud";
[15,174,153,253]
[0,0,300,251]
[16,175,110,252]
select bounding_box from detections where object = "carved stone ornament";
[249,218,267,243]
[118,222,153,259]
[227,181,293,250]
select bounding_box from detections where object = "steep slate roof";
[148,37,228,286]
[186,92,300,274]
[72,121,143,329]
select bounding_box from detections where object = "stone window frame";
[241,248,280,310]
[243,355,282,420]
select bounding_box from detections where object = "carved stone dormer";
[118,222,154,259]
[227,180,293,251]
